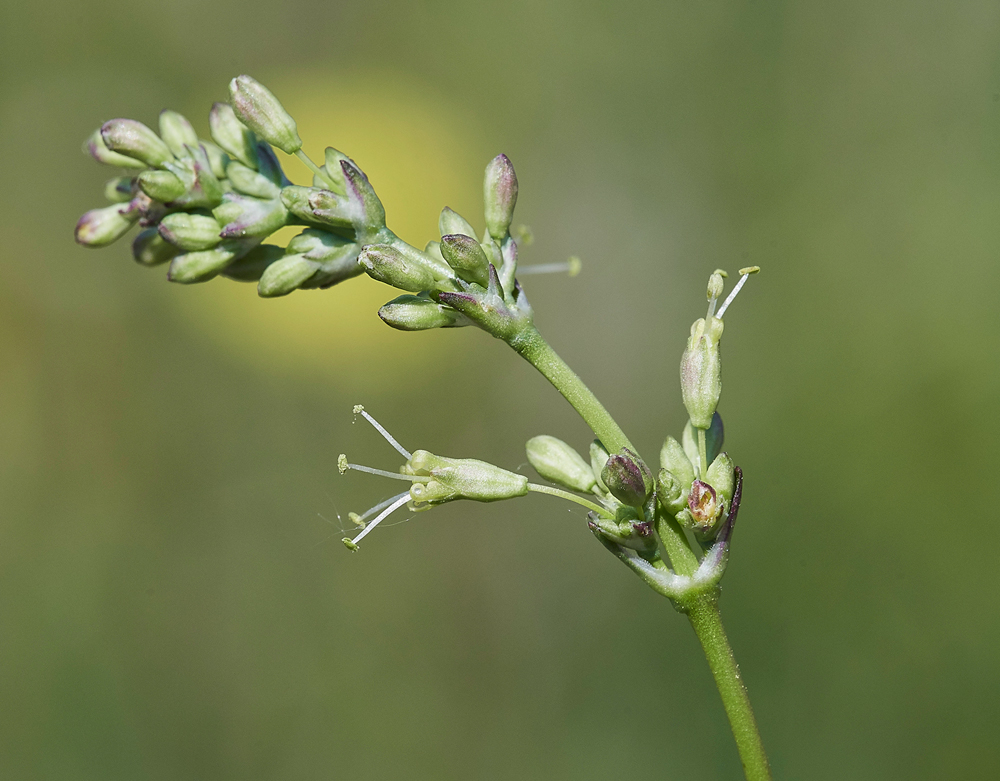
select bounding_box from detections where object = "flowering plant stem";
[505,323,636,454]
[506,321,772,780]
[687,595,773,781]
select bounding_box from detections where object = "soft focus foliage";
[2,0,1000,778]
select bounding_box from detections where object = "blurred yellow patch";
[169,71,485,389]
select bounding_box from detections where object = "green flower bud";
[199,141,230,179]
[321,148,350,194]
[254,142,288,187]
[103,176,134,203]
[158,110,199,158]
[132,228,180,266]
[705,451,736,510]
[590,440,611,493]
[100,119,174,168]
[378,294,466,331]
[660,435,695,490]
[209,102,258,168]
[213,195,288,238]
[656,469,687,515]
[680,315,724,429]
[358,244,439,293]
[167,239,257,283]
[221,244,285,282]
[226,161,281,199]
[281,186,345,228]
[229,75,302,155]
[601,448,654,508]
[167,145,225,209]
[74,204,138,247]
[258,253,319,297]
[340,158,386,236]
[84,129,144,168]
[483,154,518,240]
[440,233,490,286]
[589,505,658,553]
[525,435,596,493]
[403,450,528,508]
[439,206,477,239]
[158,213,223,251]
[138,170,187,202]
[681,414,724,473]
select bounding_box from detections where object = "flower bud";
[525,435,597,493]
[257,253,319,297]
[403,450,528,508]
[132,228,180,266]
[100,119,174,168]
[440,233,490,286]
[439,206,477,239]
[321,147,350,194]
[254,142,288,187]
[213,195,288,238]
[660,435,695,490]
[138,170,187,202]
[103,176,134,203]
[378,294,465,331]
[681,414,724,472]
[220,244,285,282]
[158,110,199,157]
[589,505,658,553]
[656,469,687,515]
[590,440,611,493]
[340,158,386,236]
[299,187,354,228]
[680,480,723,539]
[680,315,724,429]
[158,213,223,251]
[483,154,518,240]
[226,161,281,199]
[601,448,654,508]
[167,239,257,283]
[209,102,258,168]
[229,75,302,155]
[200,141,230,179]
[358,244,439,293]
[84,129,144,168]
[74,204,138,247]
[705,451,736,509]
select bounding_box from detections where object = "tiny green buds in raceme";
[229,75,303,155]
[74,75,771,779]
[483,153,518,240]
[525,435,597,494]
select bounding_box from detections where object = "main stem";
[686,594,772,781]
[503,323,770,780]
[505,324,635,454]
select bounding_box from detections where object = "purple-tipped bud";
[440,234,490,286]
[378,294,465,331]
[75,204,138,247]
[601,448,655,508]
[483,154,518,240]
[84,129,145,168]
[439,207,477,239]
[358,244,439,293]
[212,194,288,239]
[257,253,319,297]
[138,170,187,203]
[229,75,302,155]
[100,119,174,168]
[158,213,223,251]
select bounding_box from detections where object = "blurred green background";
[2,0,999,778]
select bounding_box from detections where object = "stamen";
[342,462,427,482]
[516,256,581,277]
[345,492,411,548]
[715,266,759,319]
[353,404,412,459]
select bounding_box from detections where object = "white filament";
[357,407,412,459]
[715,273,750,318]
[350,492,411,545]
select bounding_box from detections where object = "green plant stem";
[505,324,635,454]
[685,594,772,781]
[294,149,337,190]
[527,483,614,518]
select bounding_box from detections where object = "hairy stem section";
[685,594,772,781]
